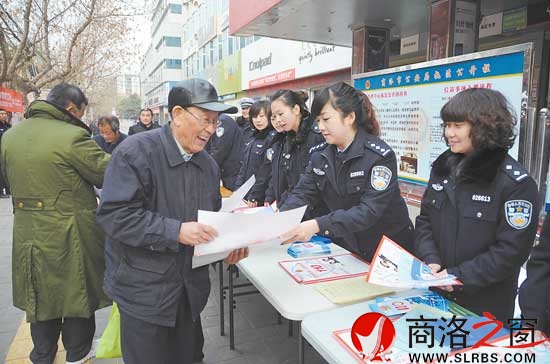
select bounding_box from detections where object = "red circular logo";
[351,312,395,362]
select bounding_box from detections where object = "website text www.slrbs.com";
[408,351,536,363]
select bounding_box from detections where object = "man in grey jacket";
[97,79,248,364]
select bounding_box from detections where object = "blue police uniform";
[415,148,539,322]
[281,128,414,260]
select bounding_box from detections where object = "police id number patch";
[371,166,392,191]
[505,200,532,230]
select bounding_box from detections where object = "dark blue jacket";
[235,128,277,202]
[97,125,221,326]
[264,135,286,204]
[281,128,413,260]
[128,121,161,135]
[205,114,242,191]
[415,148,539,322]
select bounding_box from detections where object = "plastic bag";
[96,303,122,358]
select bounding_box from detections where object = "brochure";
[278,253,369,284]
[366,235,462,289]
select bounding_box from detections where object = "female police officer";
[415,88,539,322]
[270,90,326,215]
[280,82,414,261]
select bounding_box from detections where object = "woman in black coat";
[415,88,539,322]
[520,213,550,336]
[280,82,414,261]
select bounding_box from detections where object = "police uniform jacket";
[97,124,221,327]
[264,135,286,204]
[248,131,282,204]
[128,121,161,135]
[281,128,414,261]
[415,148,539,322]
[205,114,243,191]
[519,213,550,335]
[280,116,328,219]
[235,128,277,201]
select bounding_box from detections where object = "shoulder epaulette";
[364,136,391,157]
[311,122,321,134]
[501,159,530,183]
[309,141,327,154]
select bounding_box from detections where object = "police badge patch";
[313,168,325,176]
[216,126,224,137]
[266,148,274,161]
[505,200,532,230]
[371,166,392,191]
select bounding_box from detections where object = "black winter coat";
[415,148,539,322]
[97,125,221,327]
[128,121,161,135]
[281,129,414,261]
[205,114,243,191]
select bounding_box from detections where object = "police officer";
[415,88,539,322]
[235,99,277,205]
[205,114,243,191]
[280,82,414,260]
[236,97,254,143]
[270,90,327,217]
[264,114,286,206]
[97,79,249,364]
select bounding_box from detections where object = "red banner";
[0,87,24,112]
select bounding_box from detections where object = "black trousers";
[120,292,199,364]
[29,315,95,364]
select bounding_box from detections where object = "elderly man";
[1,83,110,364]
[93,115,128,154]
[128,108,161,135]
[97,78,249,364]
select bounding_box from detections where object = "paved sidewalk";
[0,198,328,364]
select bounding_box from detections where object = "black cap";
[168,78,238,114]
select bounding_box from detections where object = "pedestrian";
[520,213,550,336]
[235,99,277,206]
[270,89,327,217]
[128,108,160,135]
[96,78,249,364]
[0,83,111,364]
[205,114,243,191]
[279,82,414,260]
[93,115,128,154]
[415,88,539,322]
[0,107,11,197]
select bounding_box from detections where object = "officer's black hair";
[270,89,310,120]
[97,115,120,133]
[249,100,271,121]
[311,82,380,137]
[46,83,88,109]
[440,88,516,150]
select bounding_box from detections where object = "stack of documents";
[314,276,394,304]
[192,175,306,268]
[366,236,462,289]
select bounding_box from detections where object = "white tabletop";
[301,290,423,364]
[236,241,356,321]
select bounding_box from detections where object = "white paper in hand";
[194,206,307,256]
[220,175,255,212]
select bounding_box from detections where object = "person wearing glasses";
[97,79,249,364]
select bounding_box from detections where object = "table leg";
[298,323,304,364]
[218,261,224,336]
[229,264,235,350]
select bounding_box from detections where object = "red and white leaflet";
[278,253,369,284]
[366,236,462,289]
